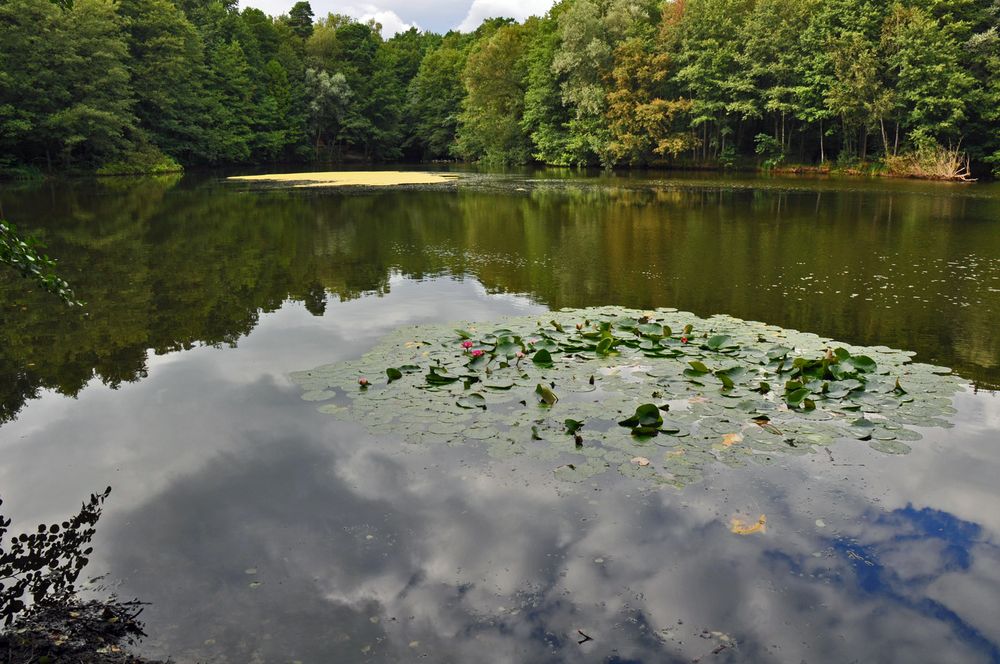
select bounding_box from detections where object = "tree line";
[1,0,998,176]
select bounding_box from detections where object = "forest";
[1,0,998,177]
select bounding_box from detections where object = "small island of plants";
[293,306,966,487]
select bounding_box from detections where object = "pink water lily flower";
[461,340,474,349]
[515,351,525,359]
[681,336,688,344]
[471,349,484,358]
[358,377,369,386]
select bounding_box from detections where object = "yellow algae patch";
[227,171,459,187]
[730,514,766,535]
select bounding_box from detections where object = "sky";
[240,0,556,37]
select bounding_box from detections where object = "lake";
[2,169,1000,663]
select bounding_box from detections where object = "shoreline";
[0,161,987,184]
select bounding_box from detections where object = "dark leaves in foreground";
[0,487,111,625]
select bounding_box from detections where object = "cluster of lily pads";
[291,307,966,488]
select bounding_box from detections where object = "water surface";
[1,171,999,662]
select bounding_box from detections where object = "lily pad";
[292,306,968,489]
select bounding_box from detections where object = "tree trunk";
[841,116,848,158]
[819,120,825,164]
[880,117,889,159]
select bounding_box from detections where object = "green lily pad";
[705,335,736,351]
[292,306,967,490]
[457,394,487,410]
[532,349,553,366]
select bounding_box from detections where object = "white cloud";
[339,3,419,37]
[241,0,557,34]
[456,0,552,32]
[240,0,469,34]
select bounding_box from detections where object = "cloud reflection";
[2,279,999,663]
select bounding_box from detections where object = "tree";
[606,36,693,164]
[202,40,253,162]
[521,11,572,164]
[406,41,467,158]
[883,3,974,150]
[672,0,754,161]
[287,1,315,39]
[0,0,71,169]
[737,0,817,159]
[304,68,353,160]
[455,23,532,163]
[385,28,440,157]
[119,0,210,162]
[795,0,889,161]
[251,59,296,160]
[825,31,889,159]
[552,0,613,165]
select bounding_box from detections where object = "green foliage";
[754,133,784,168]
[406,42,468,159]
[0,220,81,306]
[455,24,533,164]
[293,307,967,488]
[551,0,613,165]
[0,0,996,176]
[304,68,353,161]
[95,146,183,176]
[287,1,314,39]
[520,12,572,164]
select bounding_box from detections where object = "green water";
[2,170,1000,663]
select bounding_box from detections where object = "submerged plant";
[292,307,967,488]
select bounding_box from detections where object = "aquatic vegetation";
[227,171,459,188]
[292,307,967,488]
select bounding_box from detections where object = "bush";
[96,148,182,176]
[754,134,784,169]
[884,139,973,181]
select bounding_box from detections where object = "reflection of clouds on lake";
[0,278,542,521]
[3,279,999,663]
[103,416,1000,663]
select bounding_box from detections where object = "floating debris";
[730,515,767,535]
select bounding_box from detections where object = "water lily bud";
[358,377,369,387]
